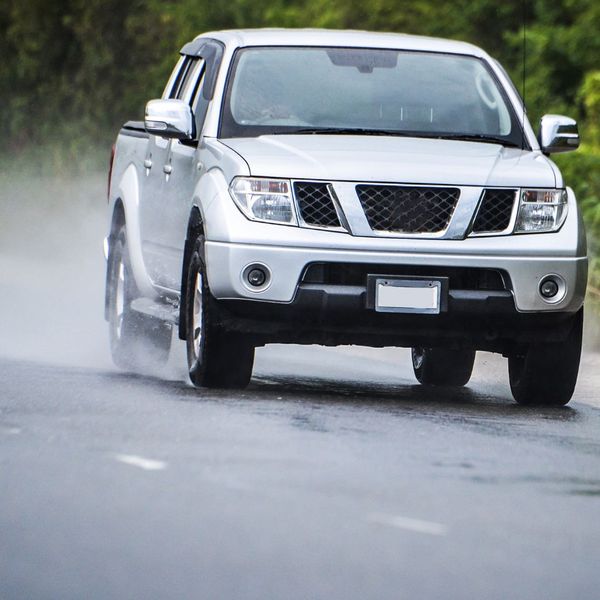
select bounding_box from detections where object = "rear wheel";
[508,309,583,406]
[184,236,254,389]
[106,226,172,370]
[412,347,476,387]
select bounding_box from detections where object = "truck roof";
[197,28,485,58]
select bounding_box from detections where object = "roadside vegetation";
[1,0,599,302]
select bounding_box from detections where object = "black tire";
[508,309,583,406]
[106,226,172,371]
[184,236,254,389]
[412,347,476,387]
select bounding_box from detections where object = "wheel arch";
[178,205,205,340]
[108,161,155,300]
[109,199,126,240]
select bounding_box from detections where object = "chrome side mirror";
[539,114,580,154]
[145,99,194,140]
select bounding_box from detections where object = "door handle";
[163,164,172,175]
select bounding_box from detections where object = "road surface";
[2,344,600,600]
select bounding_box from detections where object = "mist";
[0,173,112,368]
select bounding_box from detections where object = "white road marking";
[114,454,167,471]
[1,426,21,435]
[368,513,448,536]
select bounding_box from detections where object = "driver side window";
[163,56,191,99]
[163,57,207,140]
[180,59,206,106]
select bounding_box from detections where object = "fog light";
[540,278,559,299]
[241,263,271,291]
[247,268,267,287]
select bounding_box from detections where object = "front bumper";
[215,283,580,351]
[205,240,587,313]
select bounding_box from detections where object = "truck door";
[148,57,206,290]
[139,56,198,287]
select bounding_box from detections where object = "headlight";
[229,177,297,225]
[515,189,568,233]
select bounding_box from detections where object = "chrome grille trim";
[355,184,460,235]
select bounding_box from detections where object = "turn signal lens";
[515,189,568,233]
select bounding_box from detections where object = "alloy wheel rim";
[412,347,425,370]
[115,259,125,339]
[192,270,203,358]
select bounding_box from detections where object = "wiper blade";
[270,128,521,147]
[436,133,521,147]
[277,127,414,137]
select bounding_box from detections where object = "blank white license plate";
[375,279,441,314]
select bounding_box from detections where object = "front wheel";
[184,237,254,389]
[412,347,476,387]
[508,309,583,406]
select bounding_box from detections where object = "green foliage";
[555,67,600,294]
[0,0,598,282]
[580,72,600,147]
[1,0,598,153]
[556,148,600,249]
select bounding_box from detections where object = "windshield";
[220,46,524,146]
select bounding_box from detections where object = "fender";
[178,167,231,339]
[109,162,157,300]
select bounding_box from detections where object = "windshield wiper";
[276,127,415,137]
[435,133,521,147]
[270,128,522,147]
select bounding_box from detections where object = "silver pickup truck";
[105,28,587,405]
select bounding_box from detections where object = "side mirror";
[539,114,580,154]
[145,99,194,140]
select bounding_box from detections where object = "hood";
[221,135,557,188]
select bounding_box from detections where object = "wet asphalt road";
[2,344,600,600]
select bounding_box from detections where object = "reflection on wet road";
[1,344,600,600]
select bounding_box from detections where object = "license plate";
[374,278,442,314]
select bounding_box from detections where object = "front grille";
[356,185,460,234]
[302,263,508,291]
[293,182,341,228]
[472,189,517,234]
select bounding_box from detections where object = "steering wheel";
[476,71,498,110]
